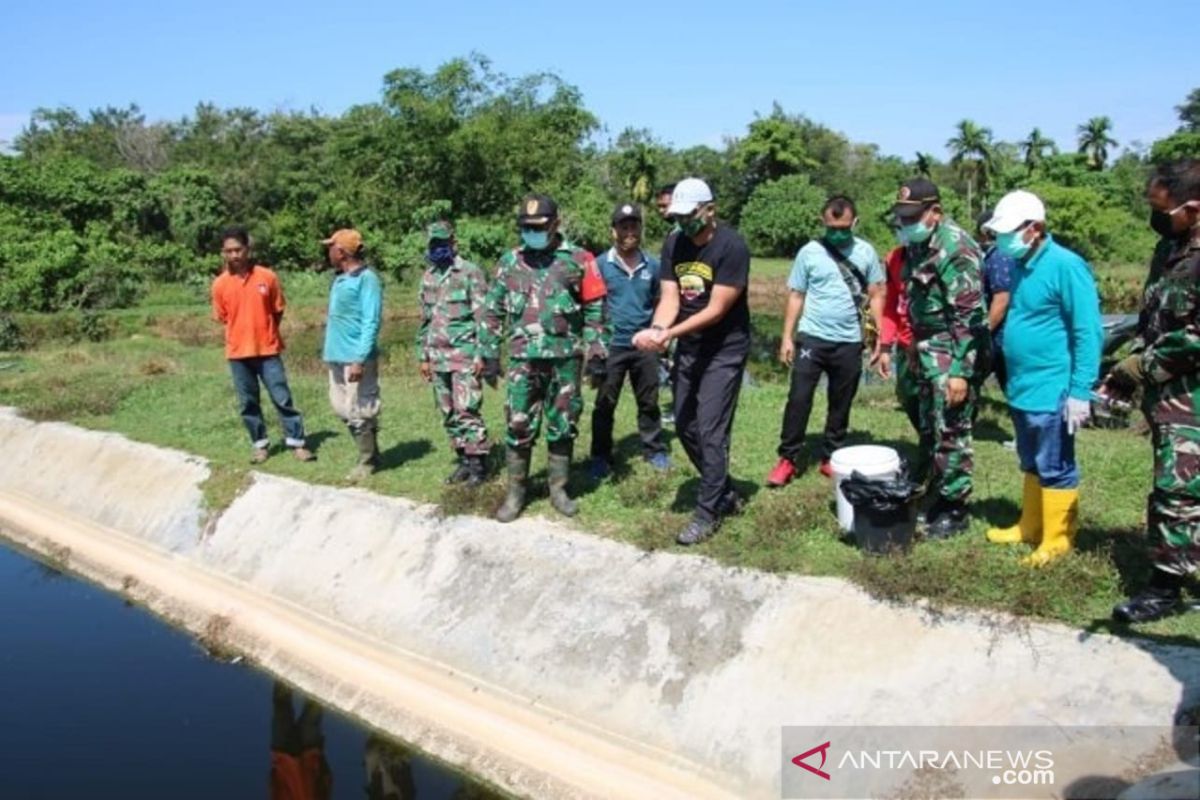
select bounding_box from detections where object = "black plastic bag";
[839,469,924,510]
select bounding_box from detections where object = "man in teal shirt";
[767,195,885,486]
[322,228,384,480]
[983,191,1102,566]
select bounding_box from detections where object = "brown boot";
[347,421,379,482]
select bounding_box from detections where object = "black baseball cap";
[517,194,558,226]
[891,178,941,218]
[611,202,643,225]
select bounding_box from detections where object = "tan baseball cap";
[321,228,363,253]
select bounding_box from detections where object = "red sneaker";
[766,457,798,487]
[818,460,835,479]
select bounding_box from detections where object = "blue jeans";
[1012,400,1078,489]
[228,356,306,448]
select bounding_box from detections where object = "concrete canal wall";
[0,407,1197,799]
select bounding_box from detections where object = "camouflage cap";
[427,220,454,242]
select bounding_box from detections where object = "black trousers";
[777,334,863,464]
[674,343,748,521]
[591,347,666,460]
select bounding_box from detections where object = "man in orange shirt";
[211,226,314,463]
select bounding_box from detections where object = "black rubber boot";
[445,449,471,485]
[495,447,530,523]
[925,498,969,540]
[464,454,488,488]
[547,441,578,517]
[1113,571,1186,624]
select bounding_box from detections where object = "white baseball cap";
[985,190,1046,234]
[666,177,714,216]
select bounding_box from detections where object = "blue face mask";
[427,243,455,267]
[996,229,1033,259]
[899,219,933,244]
[520,229,551,250]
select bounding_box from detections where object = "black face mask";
[1149,209,1181,240]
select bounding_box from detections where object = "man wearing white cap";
[633,177,751,545]
[983,190,1103,566]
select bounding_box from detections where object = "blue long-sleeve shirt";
[323,266,383,363]
[1002,235,1103,413]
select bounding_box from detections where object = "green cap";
[427,221,454,242]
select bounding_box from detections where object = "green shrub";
[739,175,825,257]
[0,315,24,351]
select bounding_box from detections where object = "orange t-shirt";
[211,265,286,359]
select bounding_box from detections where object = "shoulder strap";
[818,239,868,298]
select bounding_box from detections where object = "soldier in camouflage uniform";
[892,178,990,538]
[417,220,491,487]
[1107,161,1200,623]
[481,194,608,523]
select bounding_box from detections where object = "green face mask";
[676,213,707,238]
[899,219,933,244]
[824,227,854,247]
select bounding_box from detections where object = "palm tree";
[946,119,994,218]
[1077,116,1118,170]
[1020,128,1057,172]
[914,152,934,177]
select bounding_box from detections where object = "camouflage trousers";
[1148,421,1200,575]
[505,356,582,449]
[916,345,983,503]
[895,346,931,483]
[431,370,489,455]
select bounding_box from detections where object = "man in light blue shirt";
[983,191,1102,567]
[766,196,886,486]
[322,228,384,480]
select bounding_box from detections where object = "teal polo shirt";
[1002,235,1103,413]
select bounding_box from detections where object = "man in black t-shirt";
[634,177,751,545]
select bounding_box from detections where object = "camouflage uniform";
[1135,230,1200,575]
[902,218,990,502]
[416,253,490,456]
[481,241,608,449]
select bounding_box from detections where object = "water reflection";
[271,681,333,800]
[365,734,416,800]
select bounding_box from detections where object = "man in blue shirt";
[983,191,1102,566]
[322,228,384,481]
[767,195,886,486]
[975,210,1016,393]
[589,203,670,478]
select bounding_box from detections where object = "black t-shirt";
[660,224,751,353]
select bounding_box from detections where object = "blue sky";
[0,1,1189,160]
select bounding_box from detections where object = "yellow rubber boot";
[986,473,1042,545]
[1021,487,1078,567]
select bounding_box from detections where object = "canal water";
[0,542,505,799]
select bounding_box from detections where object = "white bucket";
[830,445,901,532]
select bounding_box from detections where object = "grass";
[0,274,1196,643]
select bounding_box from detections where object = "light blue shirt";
[788,237,883,343]
[323,266,383,363]
[1002,235,1103,413]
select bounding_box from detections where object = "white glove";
[1064,397,1091,435]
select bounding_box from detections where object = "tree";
[1176,87,1200,133]
[1020,128,1057,171]
[914,152,934,177]
[946,119,994,218]
[1077,116,1118,170]
[733,104,816,193]
[738,175,825,257]
[611,128,662,203]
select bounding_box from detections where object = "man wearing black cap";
[588,203,670,478]
[892,178,989,538]
[481,194,609,523]
[634,178,752,545]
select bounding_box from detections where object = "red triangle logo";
[791,741,832,781]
